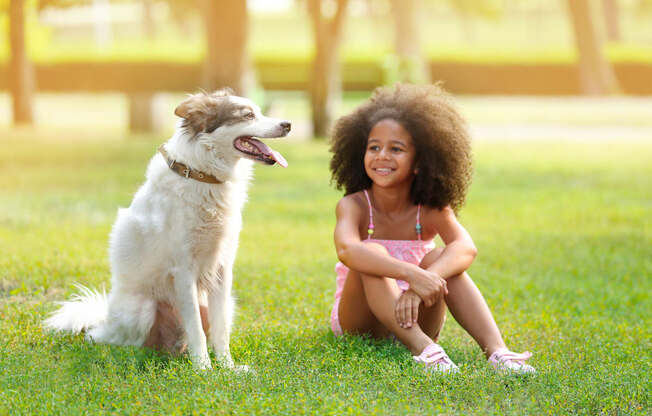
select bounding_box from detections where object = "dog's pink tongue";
[271,149,288,168]
[250,138,288,168]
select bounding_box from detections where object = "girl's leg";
[445,273,507,357]
[417,296,447,341]
[416,248,447,341]
[420,250,507,358]
[337,266,388,339]
[338,243,442,355]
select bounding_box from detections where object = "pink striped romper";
[330,190,435,336]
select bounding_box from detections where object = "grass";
[0,128,651,415]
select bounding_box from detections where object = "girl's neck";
[369,184,413,215]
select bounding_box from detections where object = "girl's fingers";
[404,301,412,327]
[395,301,401,326]
[411,297,419,323]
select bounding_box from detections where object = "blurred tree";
[165,0,197,37]
[602,0,620,42]
[142,0,156,39]
[387,0,505,84]
[8,0,35,124]
[163,0,252,94]
[5,0,110,127]
[638,0,652,11]
[447,0,504,44]
[307,0,349,138]
[38,0,85,6]
[201,0,251,95]
[389,0,429,84]
[566,0,620,95]
[38,0,251,94]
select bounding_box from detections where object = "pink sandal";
[413,343,459,374]
[488,348,536,374]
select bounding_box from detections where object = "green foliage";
[381,54,430,85]
[0,123,650,414]
[637,0,652,12]
[2,4,652,66]
[38,0,90,10]
[443,0,505,18]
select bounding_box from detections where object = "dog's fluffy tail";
[44,284,108,334]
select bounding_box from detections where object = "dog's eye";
[244,112,255,120]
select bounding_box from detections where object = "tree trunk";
[390,0,429,83]
[9,0,35,125]
[566,0,620,95]
[308,0,348,138]
[202,0,251,95]
[602,0,621,42]
[92,0,113,48]
[128,93,155,132]
[455,8,475,45]
[142,0,156,39]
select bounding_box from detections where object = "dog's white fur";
[44,91,290,369]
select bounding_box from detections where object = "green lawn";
[0,130,650,415]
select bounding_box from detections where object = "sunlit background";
[2,0,652,140]
[2,3,652,413]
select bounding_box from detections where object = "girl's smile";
[364,119,416,186]
[374,167,393,176]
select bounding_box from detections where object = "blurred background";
[2,0,652,140]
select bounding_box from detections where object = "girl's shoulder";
[337,192,366,207]
[420,205,456,234]
[336,192,368,218]
[421,205,455,220]
[421,204,453,215]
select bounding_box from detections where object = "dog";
[44,89,291,369]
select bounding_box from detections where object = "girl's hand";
[408,269,448,307]
[395,289,422,328]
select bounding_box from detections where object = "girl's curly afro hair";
[329,83,473,212]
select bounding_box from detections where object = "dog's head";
[174,89,291,167]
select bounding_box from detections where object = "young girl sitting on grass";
[329,83,535,374]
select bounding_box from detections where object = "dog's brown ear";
[174,95,199,119]
[175,94,209,134]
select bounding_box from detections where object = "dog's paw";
[216,354,235,369]
[232,364,251,374]
[192,355,213,371]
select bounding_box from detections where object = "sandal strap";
[491,349,532,364]
[413,343,454,366]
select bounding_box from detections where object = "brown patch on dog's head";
[175,88,248,136]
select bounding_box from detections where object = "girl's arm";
[426,206,478,279]
[334,197,446,306]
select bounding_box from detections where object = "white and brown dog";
[45,89,290,369]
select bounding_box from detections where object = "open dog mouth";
[233,136,288,168]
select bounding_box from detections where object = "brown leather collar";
[158,145,223,184]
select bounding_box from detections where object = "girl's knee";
[419,247,444,269]
[364,242,390,256]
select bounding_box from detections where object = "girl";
[329,83,534,374]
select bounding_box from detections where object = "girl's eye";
[392,147,404,152]
[369,145,380,151]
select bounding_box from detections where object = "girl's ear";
[413,168,419,175]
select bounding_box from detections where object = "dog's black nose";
[281,121,291,132]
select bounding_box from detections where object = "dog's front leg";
[173,272,211,369]
[207,277,235,368]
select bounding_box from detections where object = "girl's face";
[364,119,417,189]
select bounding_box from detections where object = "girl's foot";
[413,343,459,374]
[488,348,536,374]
